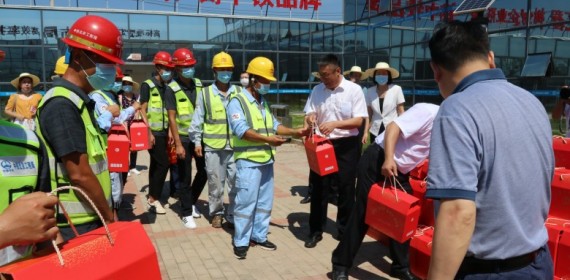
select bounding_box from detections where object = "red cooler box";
[304,134,338,176]
[107,124,130,172]
[553,137,570,168]
[410,227,434,280]
[550,168,570,220]
[365,183,421,243]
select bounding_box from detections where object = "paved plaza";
[120,142,397,280]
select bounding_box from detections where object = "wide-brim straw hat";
[311,72,321,79]
[11,72,40,89]
[343,65,369,80]
[365,62,400,79]
[122,76,140,92]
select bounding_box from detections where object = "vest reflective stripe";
[168,80,196,136]
[231,93,275,163]
[36,87,112,226]
[202,86,240,149]
[0,120,41,262]
[57,195,113,215]
[145,79,168,132]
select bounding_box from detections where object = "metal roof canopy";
[453,0,496,15]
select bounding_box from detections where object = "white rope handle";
[48,186,115,266]
[381,176,408,202]
[553,135,567,144]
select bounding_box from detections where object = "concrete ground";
[120,143,397,280]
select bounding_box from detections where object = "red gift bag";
[555,221,570,279]
[409,178,435,227]
[0,187,160,280]
[553,137,570,169]
[551,168,570,220]
[129,113,149,151]
[304,134,338,176]
[365,179,421,243]
[168,141,177,165]
[409,226,434,280]
[107,124,130,172]
[545,217,570,275]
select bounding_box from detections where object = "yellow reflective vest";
[36,87,112,226]
[144,79,168,132]
[168,78,202,136]
[201,85,240,149]
[231,92,275,164]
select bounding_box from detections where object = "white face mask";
[240,78,249,87]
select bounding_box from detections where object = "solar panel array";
[453,0,496,15]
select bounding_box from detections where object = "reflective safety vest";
[202,85,240,149]
[145,79,168,132]
[168,78,202,136]
[36,87,112,226]
[0,120,41,263]
[231,92,275,163]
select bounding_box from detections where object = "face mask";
[375,74,388,85]
[216,71,232,84]
[160,69,172,82]
[81,51,116,90]
[181,67,195,79]
[240,78,249,87]
[111,81,122,93]
[256,83,270,95]
[122,85,133,92]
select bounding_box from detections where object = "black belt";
[458,249,539,275]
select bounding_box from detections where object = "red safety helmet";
[115,66,124,80]
[172,48,196,67]
[62,15,124,65]
[153,51,174,68]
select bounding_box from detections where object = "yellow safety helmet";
[54,56,68,75]
[212,51,234,68]
[246,57,276,82]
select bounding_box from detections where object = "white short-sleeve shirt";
[304,78,368,139]
[375,103,439,174]
[365,84,405,136]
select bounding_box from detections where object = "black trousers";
[309,136,360,237]
[129,151,138,170]
[177,139,207,217]
[148,134,169,200]
[332,143,412,272]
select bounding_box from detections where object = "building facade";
[0,0,569,110]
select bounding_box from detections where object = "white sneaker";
[130,168,141,175]
[182,215,197,229]
[192,205,201,218]
[127,171,131,177]
[147,199,166,214]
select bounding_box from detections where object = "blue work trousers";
[233,163,274,247]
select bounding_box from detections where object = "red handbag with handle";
[304,132,338,176]
[107,124,130,172]
[409,226,434,280]
[0,187,161,280]
[365,178,421,243]
[550,168,570,220]
[129,112,149,151]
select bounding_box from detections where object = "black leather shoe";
[300,195,311,204]
[332,268,348,280]
[304,234,323,248]
[389,269,418,280]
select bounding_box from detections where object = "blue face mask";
[160,70,172,82]
[181,67,195,79]
[216,71,232,84]
[256,83,271,95]
[122,85,133,92]
[375,74,388,85]
[111,81,122,93]
[81,51,116,90]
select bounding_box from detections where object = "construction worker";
[227,57,308,259]
[90,66,140,222]
[0,49,58,266]
[140,51,174,214]
[189,51,239,228]
[165,48,208,229]
[35,15,122,239]
[52,56,68,80]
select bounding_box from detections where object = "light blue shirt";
[189,83,240,151]
[90,90,135,133]
[227,88,280,168]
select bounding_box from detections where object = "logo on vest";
[0,155,37,177]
